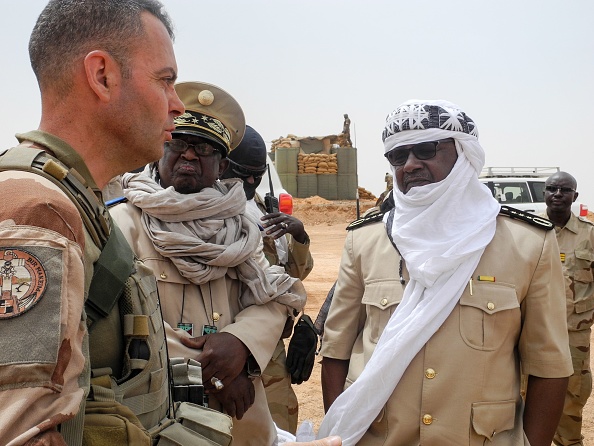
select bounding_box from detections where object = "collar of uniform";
[564,212,581,234]
[16,130,99,192]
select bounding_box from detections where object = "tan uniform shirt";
[321,215,572,445]
[111,202,290,446]
[553,213,594,331]
[0,131,101,445]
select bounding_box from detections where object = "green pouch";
[82,400,151,446]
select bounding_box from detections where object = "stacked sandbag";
[298,153,317,174]
[358,187,377,201]
[271,135,300,153]
[317,153,338,174]
[298,153,338,174]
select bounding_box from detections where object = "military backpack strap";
[0,145,110,247]
[499,205,554,230]
[86,222,135,326]
[0,145,135,327]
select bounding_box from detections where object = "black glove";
[286,314,318,384]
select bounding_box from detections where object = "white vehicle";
[479,167,588,216]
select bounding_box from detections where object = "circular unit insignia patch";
[0,249,47,319]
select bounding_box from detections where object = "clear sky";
[1,0,593,208]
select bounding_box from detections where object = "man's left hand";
[211,371,255,420]
[181,332,249,389]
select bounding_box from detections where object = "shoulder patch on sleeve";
[499,205,554,230]
[346,210,384,231]
[578,216,594,226]
[0,248,48,318]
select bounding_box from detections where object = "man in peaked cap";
[319,99,572,445]
[172,81,245,158]
[110,81,309,445]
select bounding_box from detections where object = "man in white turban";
[318,100,572,446]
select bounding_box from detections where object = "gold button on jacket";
[422,414,433,425]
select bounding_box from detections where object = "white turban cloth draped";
[318,100,501,445]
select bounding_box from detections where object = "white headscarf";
[318,100,500,445]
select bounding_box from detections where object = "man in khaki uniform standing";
[318,99,572,446]
[544,171,594,446]
[112,81,335,445]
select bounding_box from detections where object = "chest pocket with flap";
[361,280,404,343]
[459,282,520,351]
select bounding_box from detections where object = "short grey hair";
[29,0,174,94]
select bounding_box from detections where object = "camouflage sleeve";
[283,235,314,280]
[0,172,87,445]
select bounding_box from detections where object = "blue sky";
[1,0,593,208]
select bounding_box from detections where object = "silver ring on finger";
[211,377,224,390]
[280,222,288,229]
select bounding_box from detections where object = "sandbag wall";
[275,147,358,200]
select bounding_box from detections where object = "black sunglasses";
[227,158,268,180]
[384,139,453,167]
[165,139,222,157]
[544,186,575,195]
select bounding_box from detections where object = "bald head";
[544,171,579,225]
[545,171,577,190]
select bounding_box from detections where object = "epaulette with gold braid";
[499,205,554,230]
[346,209,385,231]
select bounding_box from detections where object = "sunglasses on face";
[165,139,222,157]
[544,186,575,195]
[384,139,453,167]
[227,158,268,180]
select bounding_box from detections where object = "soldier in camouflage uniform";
[0,2,184,444]
[543,171,594,446]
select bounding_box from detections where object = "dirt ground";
[290,197,594,441]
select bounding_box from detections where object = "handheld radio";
[264,165,279,214]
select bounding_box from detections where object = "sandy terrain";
[290,198,594,441]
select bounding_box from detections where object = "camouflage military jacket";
[0,130,100,445]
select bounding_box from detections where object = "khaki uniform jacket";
[111,202,289,446]
[552,213,594,331]
[0,131,100,445]
[320,215,573,445]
